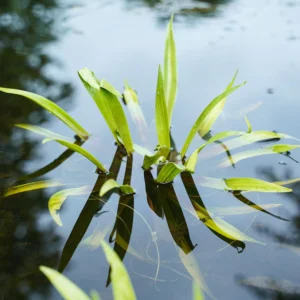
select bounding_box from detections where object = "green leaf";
[142,146,168,170]
[49,186,91,226]
[0,87,90,140]
[15,124,73,142]
[198,70,238,138]
[274,178,300,186]
[4,180,64,197]
[156,162,185,183]
[99,179,135,197]
[164,14,178,125]
[81,225,111,250]
[101,88,134,154]
[181,77,246,157]
[185,130,244,173]
[225,178,292,193]
[101,241,136,300]
[244,115,252,133]
[78,68,118,141]
[155,65,170,154]
[44,139,107,173]
[133,143,152,156]
[100,79,122,98]
[220,144,300,167]
[193,281,204,300]
[123,81,147,140]
[204,131,299,158]
[90,291,101,300]
[39,266,91,300]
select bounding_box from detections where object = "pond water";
[1,0,300,299]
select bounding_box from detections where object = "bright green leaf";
[274,178,300,186]
[133,143,153,156]
[101,241,136,300]
[99,179,135,197]
[143,146,168,170]
[155,65,170,154]
[164,14,178,125]
[4,180,64,197]
[156,162,185,183]
[244,115,252,133]
[39,266,90,300]
[198,70,238,138]
[44,139,107,173]
[181,78,246,157]
[100,79,122,98]
[220,144,300,167]
[193,281,204,300]
[49,186,91,226]
[0,88,90,140]
[90,291,101,300]
[225,178,292,193]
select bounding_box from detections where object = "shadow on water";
[0,0,73,298]
[236,166,300,300]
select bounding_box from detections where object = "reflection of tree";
[237,166,300,300]
[123,0,233,20]
[0,0,73,298]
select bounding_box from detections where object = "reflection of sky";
[7,0,300,299]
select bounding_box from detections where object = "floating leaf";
[101,241,136,300]
[198,70,238,138]
[143,146,168,170]
[179,249,214,299]
[49,186,91,226]
[15,124,73,142]
[164,14,178,125]
[156,162,185,184]
[220,144,300,167]
[193,281,204,300]
[99,179,134,197]
[155,65,170,155]
[0,88,90,140]
[4,180,64,197]
[181,78,245,157]
[44,139,107,173]
[225,178,292,193]
[123,81,147,140]
[185,131,244,173]
[39,266,90,300]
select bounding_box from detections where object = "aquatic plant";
[2,14,300,300]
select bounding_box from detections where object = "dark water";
[1,0,300,299]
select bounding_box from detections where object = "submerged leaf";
[15,124,73,142]
[181,77,245,157]
[156,162,185,183]
[99,179,134,197]
[39,266,90,300]
[220,144,300,167]
[155,65,170,154]
[81,225,111,250]
[164,14,178,125]
[4,180,64,197]
[49,186,91,226]
[44,139,107,173]
[0,88,90,140]
[101,241,136,300]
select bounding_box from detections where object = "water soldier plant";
[2,15,300,299]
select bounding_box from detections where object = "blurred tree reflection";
[0,0,73,298]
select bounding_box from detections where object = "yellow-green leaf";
[49,186,91,226]
[193,281,205,300]
[164,14,178,125]
[142,146,168,170]
[0,87,90,140]
[39,266,90,300]
[156,162,185,183]
[44,139,107,173]
[225,178,292,193]
[155,65,170,154]
[4,180,64,197]
[15,124,73,142]
[99,179,135,197]
[198,70,238,138]
[101,241,136,300]
[181,78,246,157]
[220,144,300,167]
[244,115,252,133]
[274,178,300,186]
